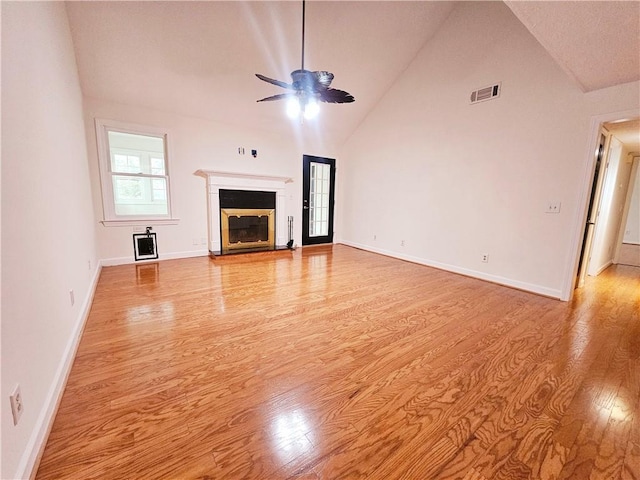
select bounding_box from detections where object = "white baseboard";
[101,249,209,266]
[592,259,613,276]
[339,241,563,300]
[16,262,103,480]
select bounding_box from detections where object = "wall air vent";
[470,83,501,104]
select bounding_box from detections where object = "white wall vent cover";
[470,83,501,104]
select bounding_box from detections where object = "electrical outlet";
[88,260,91,270]
[192,238,198,246]
[69,290,75,306]
[545,202,561,214]
[10,385,23,426]
[201,238,207,245]
[373,234,377,241]
[400,240,405,247]
[482,254,489,263]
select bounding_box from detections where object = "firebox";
[219,189,276,254]
[220,208,275,253]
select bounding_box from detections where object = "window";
[309,162,330,237]
[96,119,178,225]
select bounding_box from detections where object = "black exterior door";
[302,155,335,246]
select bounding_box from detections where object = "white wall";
[623,159,640,244]
[588,137,634,275]
[1,3,98,478]
[336,1,639,299]
[83,98,340,263]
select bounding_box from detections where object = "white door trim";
[561,108,640,300]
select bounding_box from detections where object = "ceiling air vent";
[470,83,501,104]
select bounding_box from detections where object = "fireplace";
[219,189,276,254]
[195,170,293,255]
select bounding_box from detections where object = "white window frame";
[95,119,179,226]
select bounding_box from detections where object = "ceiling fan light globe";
[286,98,301,118]
[304,99,320,120]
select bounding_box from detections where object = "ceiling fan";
[255,0,355,119]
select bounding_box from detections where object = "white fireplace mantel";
[195,170,293,253]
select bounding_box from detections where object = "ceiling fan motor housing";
[291,69,317,92]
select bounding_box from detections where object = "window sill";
[101,218,180,227]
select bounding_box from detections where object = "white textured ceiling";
[65,1,640,146]
[505,1,640,92]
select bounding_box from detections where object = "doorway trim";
[561,108,640,300]
[576,128,611,286]
[614,155,640,263]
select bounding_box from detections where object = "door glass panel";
[309,162,330,237]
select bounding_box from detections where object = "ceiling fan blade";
[255,74,294,90]
[256,93,293,102]
[318,88,355,104]
[313,71,334,88]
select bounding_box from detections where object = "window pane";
[108,131,165,175]
[309,162,331,237]
[150,157,165,175]
[112,153,141,173]
[152,178,167,201]
[114,176,143,200]
[112,175,168,216]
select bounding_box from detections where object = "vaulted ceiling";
[65,1,639,147]
[505,1,639,93]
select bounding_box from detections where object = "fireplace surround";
[196,170,293,255]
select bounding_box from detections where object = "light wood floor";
[36,245,640,479]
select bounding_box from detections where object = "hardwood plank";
[35,245,640,479]
[432,263,638,480]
